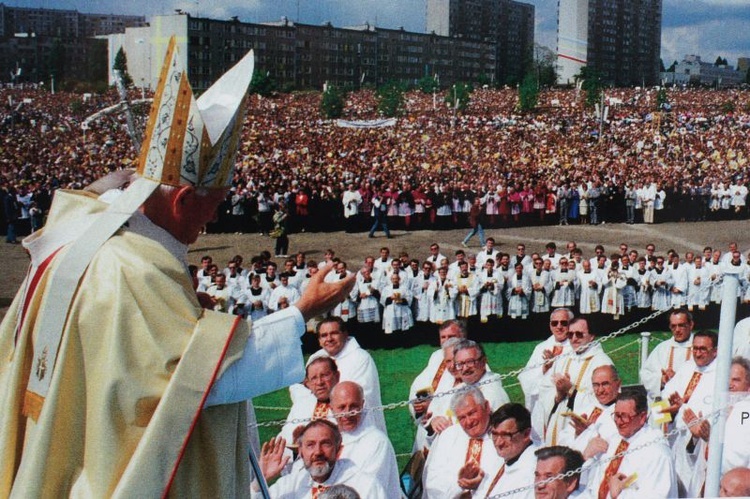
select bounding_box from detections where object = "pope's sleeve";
[205,306,306,407]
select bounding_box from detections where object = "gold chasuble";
[1,36,261,498]
[0,191,252,497]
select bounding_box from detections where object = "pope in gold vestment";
[0,188,279,497]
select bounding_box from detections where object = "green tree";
[533,44,558,87]
[417,75,439,94]
[444,82,473,112]
[656,88,669,110]
[112,46,133,87]
[576,66,603,108]
[320,84,345,119]
[721,100,735,113]
[667,60,678,72]
[518,72,539,112]
[249,71,277,97]
[376,80,406,117]
[46,38,67,84]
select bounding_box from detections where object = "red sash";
[598,439,629,499]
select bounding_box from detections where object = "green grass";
[254,331,671,468]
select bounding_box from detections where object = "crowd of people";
[249,302,750,497]
[192,239,750,348]
[3,77,750,497]
[1,85,750,237]
[190,240,750,496]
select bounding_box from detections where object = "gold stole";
[432,360,447,392]
[588,407,603,424]
[667,345,692,371]
[465,438,483,465]
[683,372,702,403]
[598,439,629,499]
[484,464,506,498]
[313,401,330,420]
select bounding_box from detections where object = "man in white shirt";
[639,308,694,399]
[259,420,387,498]
[328,382,401,498]
[426,242,448,268]
[268,273,301,312]
[537,317,614,447]
[661,331,718,491]
[422,387,503,498]
[307,317,386,432]
[520,308,573,424]
[533,446,586,499]
[474,403,539,499]
[585,389,677,499]
[452,339,509,411]
[476,237,500,268]
[278,357,339,447]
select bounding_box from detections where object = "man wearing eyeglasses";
[538,318,614,447]
[276,357,340,468]
[639,308,695,399]
[661,331,718,493]
[422,387,503,499]
[585,389,677,498]
[474,403,539,499]
[570,365,622,461]
[520,309,573,434]
[305,317,386,432]
[453,339,509,412]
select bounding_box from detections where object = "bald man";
[328,381,402,498]
[720,467,750,497]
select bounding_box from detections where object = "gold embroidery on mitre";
[137,36,252,189]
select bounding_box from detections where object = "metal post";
[704,273,739,497]
[639,332,651,380]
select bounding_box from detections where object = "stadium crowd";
[1,85,750,239]
[2,82,750,497]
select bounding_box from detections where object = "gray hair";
[453,339,485,360]
[318,484,361,499]
[450,385,486,413]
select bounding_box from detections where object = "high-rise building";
[426,0,535,85]
[557,0,661,87]
[0,4,145,85]
[110,14,497,92]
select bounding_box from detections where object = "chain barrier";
[250,277,722,430]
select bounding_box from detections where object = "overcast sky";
[9,0,750,68]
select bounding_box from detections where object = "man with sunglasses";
[520,309,573,433]
[585,389,677,498]
[538,318,614,446]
